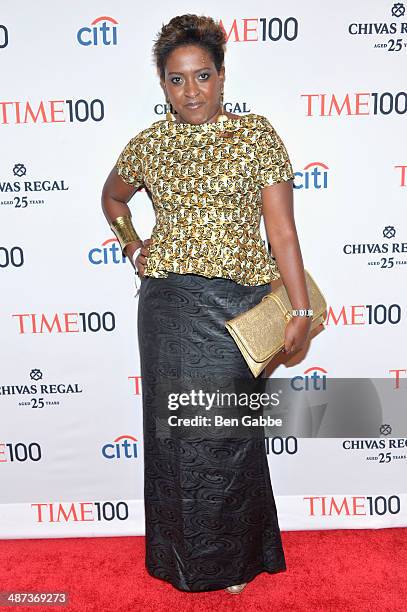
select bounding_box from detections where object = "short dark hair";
[153,14,227,81]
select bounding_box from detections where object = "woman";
[102,14,311,594]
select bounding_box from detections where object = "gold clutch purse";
[225,270,327,377]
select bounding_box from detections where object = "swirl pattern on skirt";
[137,272,286,592]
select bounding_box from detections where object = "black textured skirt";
[137,272,286,592]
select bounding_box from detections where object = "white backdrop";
[1,0,406,538]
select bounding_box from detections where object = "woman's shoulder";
[246,112,276,130]
[119,119,169,151]
[221,111,273,128]
[247,114,290,147]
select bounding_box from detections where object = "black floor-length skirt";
[137,272,286,592]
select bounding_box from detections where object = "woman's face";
[161,44,225,125]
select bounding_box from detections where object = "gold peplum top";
[116,112,294,286]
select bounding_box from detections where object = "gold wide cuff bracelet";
[110,215,141,253]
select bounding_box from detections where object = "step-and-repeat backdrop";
[1,1,406,538]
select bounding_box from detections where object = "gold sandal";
[225,582,247,594]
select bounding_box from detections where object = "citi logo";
[88,238,126,265]
[294,162,329,189]
[77,16,118,46]
[291,366,328,391]
[102,435,139,459]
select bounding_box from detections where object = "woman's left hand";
[283,316,312,355]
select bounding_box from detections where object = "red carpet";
[1,529,406,611]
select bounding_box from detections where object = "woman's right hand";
[126,239,153,277]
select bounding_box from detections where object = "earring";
[164,91,176,121]
[217,89,228,125]
[166,108,176,121]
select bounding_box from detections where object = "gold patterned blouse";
[116,112,294,286]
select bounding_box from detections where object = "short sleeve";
[115,134,144,188]
[257,117,294,188]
